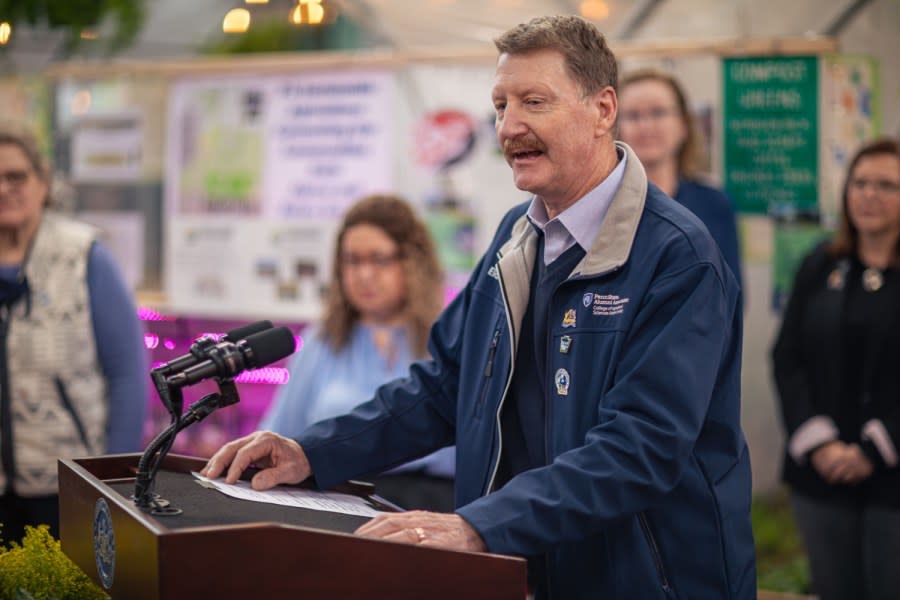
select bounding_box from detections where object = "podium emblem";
[93,497,116,589]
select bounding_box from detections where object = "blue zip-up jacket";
[300,143,756,599]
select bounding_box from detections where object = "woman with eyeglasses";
[0,121,146,542]
[259,194,455,511]
[773,137,900,600]
[618,69,742,288]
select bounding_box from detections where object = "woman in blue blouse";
[619,69,743,288]
[260,194,454,511]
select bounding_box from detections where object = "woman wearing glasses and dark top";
[260,194,455,511]
[773,137,900,600]
[618,69,742,288]
[0,121,146,542]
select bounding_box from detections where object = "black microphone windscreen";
[224,320,273,343]
[243,327,296,367]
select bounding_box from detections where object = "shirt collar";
[526,147,627,253]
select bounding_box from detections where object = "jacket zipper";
[54,377,92,453]
[638,512,672,592]
[477,327,503,415]
[484,259,517,495]
[484,327,502,378]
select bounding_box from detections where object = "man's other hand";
[356,510,487,553]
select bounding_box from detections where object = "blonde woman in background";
[618,68,742,287]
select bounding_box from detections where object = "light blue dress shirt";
[526,145,627,264]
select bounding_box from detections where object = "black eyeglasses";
[0,169,32,189]
[849,178,900,194]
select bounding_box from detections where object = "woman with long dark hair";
[773,138,900,599]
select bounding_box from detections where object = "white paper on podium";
[191,472,380,517]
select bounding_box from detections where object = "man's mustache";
[503,137,548,156]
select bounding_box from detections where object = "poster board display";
[164,71,394,319]
[723,56,819,215]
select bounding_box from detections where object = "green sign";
[723,56,819,215]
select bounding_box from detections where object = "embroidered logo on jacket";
[586,293,630,316]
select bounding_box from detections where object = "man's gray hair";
[494,15,618,97]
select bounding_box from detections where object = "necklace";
[827,260,887,292]
[862,267,884,292]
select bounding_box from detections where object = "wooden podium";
[59,454,526,599]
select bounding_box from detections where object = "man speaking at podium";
[203,15,755,599]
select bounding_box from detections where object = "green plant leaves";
[0,0,145,54]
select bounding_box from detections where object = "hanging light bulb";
[0,22,12,46]
[245,0,269,3]
[290,0,326,25]
[223,8,252,33]
[579,0,610,21]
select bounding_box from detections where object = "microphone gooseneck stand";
[131,325,294,514]
[133,372,241,515]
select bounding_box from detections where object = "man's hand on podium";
[200,430,311,490]
[201,431,487,553]
[355,510,487,553]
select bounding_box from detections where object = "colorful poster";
[169,83,266,215]
[164,71,393,318]
[820,54,880,226]
[167,71,394,219]
[723,56,819,215]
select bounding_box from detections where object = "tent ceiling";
[123,0,865,58]
[0,0,876,66]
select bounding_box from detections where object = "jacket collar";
[498,141,648,278]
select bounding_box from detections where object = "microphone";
[164,326,295,388]
[152,320,273,376]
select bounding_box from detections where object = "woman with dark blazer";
[772,137,900,600]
